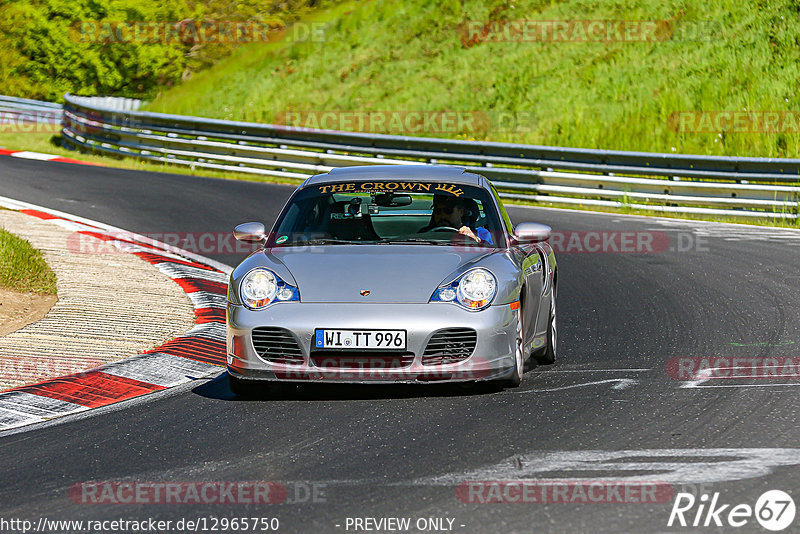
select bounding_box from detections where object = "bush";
[0,0,339,101]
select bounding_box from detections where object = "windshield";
[271,180,504,248]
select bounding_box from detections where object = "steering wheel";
[428,226,460,232]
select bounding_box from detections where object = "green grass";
[0,227,57,294]
[6,0,800,229]
[146,0,800,159]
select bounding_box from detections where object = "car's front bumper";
[226,302,518,384]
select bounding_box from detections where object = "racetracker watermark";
[460,20,719,46]
[548,231,707,254]
[66,231,262,256]
[667,357,800,380]
[69,481,326,505]
[431,230,707,254]
[274,110,538,135]
[0,111,61,134]
[669,111,800,133]
[272,355,493,381]
[72,20,327,44]
[0,357,106,382]
[457,481,674,503]
[66,230,709,256]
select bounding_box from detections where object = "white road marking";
[647,218,800,244]
[48,218,103,233]
[517,378,638,392]
[0,391,86,416]
[157,263,229,283]
[184,322,226,342]
[544,368,652,373]
[9,151,58,161]
[680,367,713,388]
[508,202,800,236]
[0,195,233,274]
[0,409,46,430]
[0,195,231,433]
[680,364,800,389]
[100,352,220,387]
[412,449,800,485]
[187,291,227,309]
[683,382,800,389]
[0,393,90,430]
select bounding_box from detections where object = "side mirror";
[234,222,267,243]
[513,222,551,244]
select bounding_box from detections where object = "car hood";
[267,245,496,303]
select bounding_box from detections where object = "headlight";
[431,268,497,310]
[457,269,497,308]
[239,268,299,309]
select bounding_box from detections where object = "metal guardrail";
[19,93,797,220]
[0,95,64,124]
[67,95,143,112]
[0,95,142,125]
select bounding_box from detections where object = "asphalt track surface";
[2,156,800,533]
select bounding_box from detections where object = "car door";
[489,184,543,352]
[533,241,555,340]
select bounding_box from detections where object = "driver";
[420,195,493,244]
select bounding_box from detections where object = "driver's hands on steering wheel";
[457,226,479,242]
[427,225,481,243]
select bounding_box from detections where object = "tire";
[499,301,524,388]
[534,293,557,365]
[228,372,265,397]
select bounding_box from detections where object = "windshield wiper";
[377,238,452,245]
[288,238,365,246]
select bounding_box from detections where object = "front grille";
[310,351,414,369]
[422,328,477,365]
[251,327,304,365]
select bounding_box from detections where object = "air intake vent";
[310,351,414,369]
[422,328,477,365]
[251,327,304,365]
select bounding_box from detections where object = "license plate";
[315,329,406,350]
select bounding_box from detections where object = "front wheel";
[534,294,557,365]
[499,302,524,388]
[228,372,265,397]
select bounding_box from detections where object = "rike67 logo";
[668,490,796,531]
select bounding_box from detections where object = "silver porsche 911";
[226,165,557,394]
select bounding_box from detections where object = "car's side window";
[491,184,514,236]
